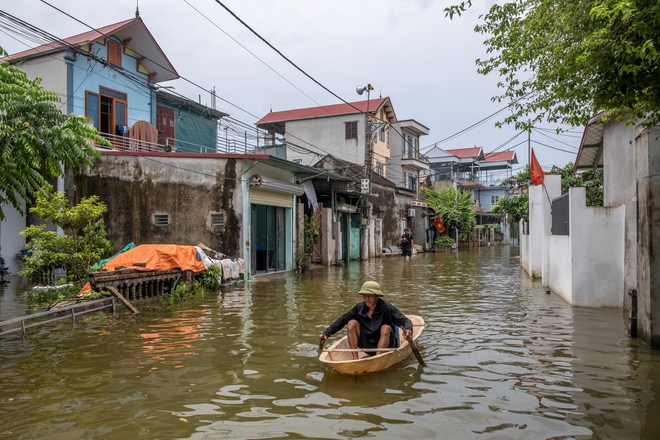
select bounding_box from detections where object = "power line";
[211,0,362,114]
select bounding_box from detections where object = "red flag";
[433,217,446,233]
[530,149,545,186]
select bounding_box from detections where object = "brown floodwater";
[0,246,659,439]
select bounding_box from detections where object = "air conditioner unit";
[407,208,416,217]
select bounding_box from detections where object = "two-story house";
[257,98,434,257]
[0,13,302,278]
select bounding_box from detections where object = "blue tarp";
[92,242,136,270]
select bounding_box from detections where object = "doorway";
[251,204,286,275]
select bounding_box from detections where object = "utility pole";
[357,84,374,261]
[528,119,531,167]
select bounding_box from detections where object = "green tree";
[445,1,660,128]
[549,162,604,206]
[491,194,530,223]
[421,187,477,232]
[20,190,113,284]
[0,46,110,220]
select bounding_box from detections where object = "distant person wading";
[400,228,414,260]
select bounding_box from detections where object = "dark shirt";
[323,298,413,346]
[400,233,414,250]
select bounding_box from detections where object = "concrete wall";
[18,56,67,108]
[68,154,244,258]
[568,187,624,306]
[285,115,365,166]
[0,201,27,274]
[320,206,337,265]
[524,179,547,278]
[520,224,530,273]
[547,234,572,302]
[602,122,637,308]
[636,124,660,347]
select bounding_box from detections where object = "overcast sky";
[2,0,584,179]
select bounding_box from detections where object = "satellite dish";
[356,85,366,95]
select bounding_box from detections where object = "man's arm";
[322,305,359,337]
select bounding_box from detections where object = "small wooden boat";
[318,315,425,374]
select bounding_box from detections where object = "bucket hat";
[358,281,384,296]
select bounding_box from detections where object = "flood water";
[1,246,659,439]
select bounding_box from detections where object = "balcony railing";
[96,132,217,154]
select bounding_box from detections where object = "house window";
[85,91,99,129]
[345,121,358,140]
[107,39,122,67]
[491,195,500,206]
[211,213,224,226]
[86,86,127,136]
[379,126,385,142]
[374,162,384,176]
[154,214,169,226]
[407,172,418,192]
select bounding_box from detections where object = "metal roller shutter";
[249,188,293,208]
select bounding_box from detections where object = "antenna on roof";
[135,0,140,17]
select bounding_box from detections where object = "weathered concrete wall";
[636,124,660,347]
[372,184,401,248]
[320,207,337,265]
[603,122,637,309]
[68,154,243,257]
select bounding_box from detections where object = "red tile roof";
[258,98,387,124]
[1,17,178,83]
[2,18,138,62]
[446,147,483,159]
[484,151,516,162]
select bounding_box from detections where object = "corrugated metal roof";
[574,113,606,172]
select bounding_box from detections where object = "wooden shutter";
[107,39,122,67]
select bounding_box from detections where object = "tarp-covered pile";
[100,244,207,272]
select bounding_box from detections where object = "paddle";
[407,337,426,367]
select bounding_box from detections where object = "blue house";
[2,11,226,153]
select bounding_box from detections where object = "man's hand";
[318,334,328,344]
[404,329,413,341]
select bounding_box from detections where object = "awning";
[249,174,304,196]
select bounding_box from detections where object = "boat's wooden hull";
[318,315,424,374]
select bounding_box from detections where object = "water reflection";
[0,247,659,439]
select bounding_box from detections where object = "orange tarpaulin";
[101,244,206,273]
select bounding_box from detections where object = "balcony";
[401,149,430,171]
[95,132,219,154]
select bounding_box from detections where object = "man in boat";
[318,281,413,359]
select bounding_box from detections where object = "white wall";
[285,115,365,166]
[547,235,572,303]
[546,187,624,307]
[0,201,27,274]
[569,187,624,306]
